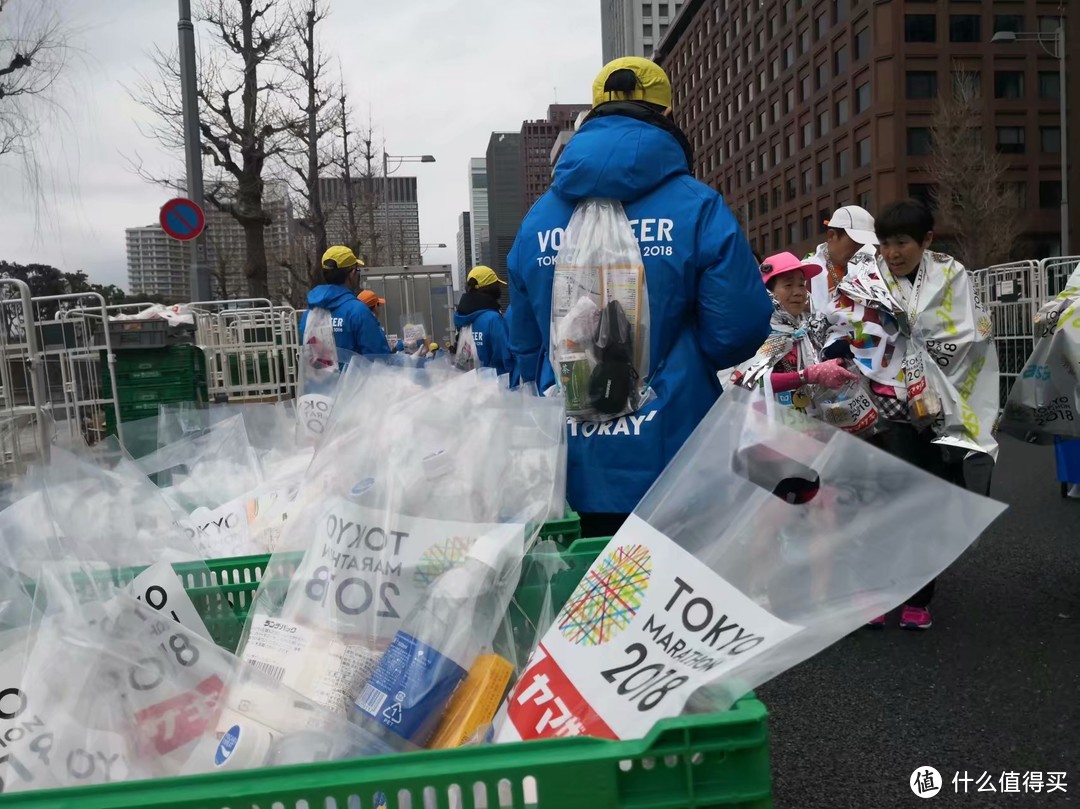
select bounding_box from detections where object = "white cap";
[826,205,879,246]
[213,723,274,770]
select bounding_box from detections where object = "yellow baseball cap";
[592,57,673,109]
[321,246,363,272]
[467,266,507,287]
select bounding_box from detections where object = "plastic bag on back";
[453,323,479,371]
[1001,262,1080,442]
[497,387,1005,743]
[549,199,652,421]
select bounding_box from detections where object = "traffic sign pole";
[179,0,212,301]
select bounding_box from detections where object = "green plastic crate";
[0,540,772,808]
[104,346,205,380]
[536,504,581,547]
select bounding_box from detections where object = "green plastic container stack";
[0,538,773,808]
[102,345,208,438]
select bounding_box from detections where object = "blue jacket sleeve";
[508,235,542,384]
[486,312,513,377]
[356,309,391,355]
[695,196,773,369]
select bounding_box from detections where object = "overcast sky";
[0,0,602,290]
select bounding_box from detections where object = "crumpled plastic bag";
[1001,261,1080,442]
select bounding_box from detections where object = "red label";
[506,645,617,741]
[844,408,879,434]
[134,675,225,754]
[907,377,927,397]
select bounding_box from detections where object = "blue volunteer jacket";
[508,112,771,514]
[453,290,513,377]
[300,285,391,356]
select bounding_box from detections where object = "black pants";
[579,512,629,540]
[873,425,994,608]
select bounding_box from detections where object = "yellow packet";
[427,654,513,750]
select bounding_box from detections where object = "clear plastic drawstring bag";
[497,387,1005,743]
[549,199,652,421]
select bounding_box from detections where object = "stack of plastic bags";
[0,354,1008,794]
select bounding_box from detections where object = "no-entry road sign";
[160,197,206,241]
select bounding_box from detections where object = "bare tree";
[928,69,1024,269]
[329,93,383,264]
[0,0,67,159]
[134,0,299,298]
[335,87,360,255]
[281,0,334,268]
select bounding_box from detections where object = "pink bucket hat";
[759,251,823,285]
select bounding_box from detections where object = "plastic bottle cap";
[422,449,454,480]
[213,723,274,770]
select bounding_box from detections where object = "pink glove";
[804,359,858,389]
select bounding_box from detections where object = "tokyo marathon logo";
[558,544,653,646]
[414,536,475,588]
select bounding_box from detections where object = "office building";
[125,225,191,300]
[203,182,295,300]
[655,0,1078,260]
[551,110,591,167]
[602,0,687,61]
[486,133,524,284]
[319,176,421,267]
[456,211,473,291]
[521,104,592,208]
[469,158,491,269]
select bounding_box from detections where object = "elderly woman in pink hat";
[731,251,856,413]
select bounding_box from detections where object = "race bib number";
[498,516,800,742]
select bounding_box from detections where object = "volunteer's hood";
[454,289,501,327]
[552,113,690,203]
[307,284,357,310]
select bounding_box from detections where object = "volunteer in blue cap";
[507,57,771,537]
[300,246,391,356]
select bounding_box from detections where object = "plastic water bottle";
[350,530,519,754]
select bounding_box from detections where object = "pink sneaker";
[900,604,932,630]
[866,614,886,629]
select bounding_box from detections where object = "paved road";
[760,435,1079,808]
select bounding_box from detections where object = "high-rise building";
[655,0,1078,261]
[456,211,473,291]
[486,133,524,284]
[521,104,592,208]
[551,110,591,167]
[468,158,490,269]
[319,176,421,267]
[203,182,294,300]
[125,225,190,300]
[601,0,687,62]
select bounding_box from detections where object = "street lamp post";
[382,152,435,265]
[993,23,1069,255]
